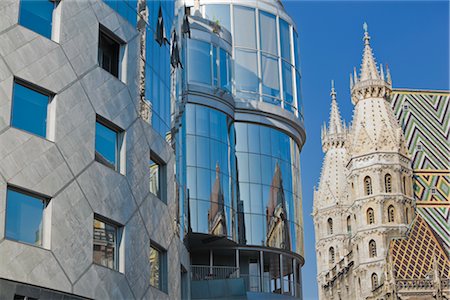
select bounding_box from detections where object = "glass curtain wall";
[200,3,303,119]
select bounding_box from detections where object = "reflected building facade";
[172,0,306,298]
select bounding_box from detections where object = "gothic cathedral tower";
[314,24,415,299]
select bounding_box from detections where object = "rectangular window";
[98,26,121,78]
[282,61,294,104]
[204,4,231,33]
[219,48,231,92]
[280,19,291,62]
[150,243,168,293]
[150,152,166,203]
[187,40,212,85]
[235,49,258,93]
[261,53,280,98]
[93,216,121,270]
[19,0,55,39]
[95,118,122,171]
[259,11,277,55]
[11,81,51,138]
[5,187,48,247]
[14,295,38,300]
[234,6,256,48]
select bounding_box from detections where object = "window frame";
[329,246,335,265]
[5,185,50,248]
[11,79,54,139]
[388,205,395,223]
[150,241,168,293]
[98,24,126,80]
[385,174,392,193]
[364,176,373,195]
[18,0,57,39]
[369,239,377,257]
[149,151,167,203]
[327,218,333,235]
[95,115,124,173]
[92,214,123,271]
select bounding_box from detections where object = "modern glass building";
[172,0,306,298]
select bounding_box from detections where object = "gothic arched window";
[371,273,378,290]
[367,208,375,224]
[329,247,335,265]
[385,174,392,193]
[347,216,351,234]
[388,205,395,222]
[402,176,407,194]
[369,240,377,257]
[406,208,409,223]
[364,176,373,195]
[327,218,333,235]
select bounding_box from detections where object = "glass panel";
[95,121,118,170]
[213,46,218,87]
[235,49,258,93]
[93,218,117,269]
[149,246,160,288]
[188,40,212,85]
[293,30,301,68]
[11,82,49,138]
[261,54,280,98]
[19,0,54,39]
[150,157,163,200]
[186,103,196,135]
[259,11,277,55]
[196,136,211,169]
[234,6,256,48]
[196,105,210,137]
[5,188,45,246]
[204,4,231,33]
[280,19,291,62]
[220,48,231,92]
[99,30,120,77]
[295,71,302,117]
[248,124,261,154]
[282,62,294,104]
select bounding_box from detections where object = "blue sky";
[283,1,449,299]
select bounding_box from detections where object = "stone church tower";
[313,24,415,299]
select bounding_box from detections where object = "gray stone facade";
[0,0,189,299]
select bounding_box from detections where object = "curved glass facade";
[199,2,303,119]
[180,105,304,256]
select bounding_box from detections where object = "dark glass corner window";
[93,216,121,270]
[11,81,50,138]
[19,0,55,39]
[98,27,121,77]
[150,153,166,203]
[95,118,121,171]
[5,187,48,246]
[150,243,168,293]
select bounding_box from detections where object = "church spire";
[322,81,346,152]
[350,23,392,104]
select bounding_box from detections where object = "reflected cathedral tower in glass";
[172,0,306,298]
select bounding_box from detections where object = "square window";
[19,0,55,39]
[11,81,51,138]
[150,243,168,293]
[150,152,166,203]
[93,216,122,270]
[95,118,122,171]
[98,26,121,78]
[5,187,48,247]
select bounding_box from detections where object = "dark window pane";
[95,121,118,170]
[6,188,45,246]
[98,29,120,77]
[93,218,118,270]
[11,82,49,137]
[19,0,54,39]
[150,154,166,202]
[150,245,167,292]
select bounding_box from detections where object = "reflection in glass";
[282,62,294,104]
[220,48,232,92]
[12,82,49,138]
[259,11,277,55]
[235,49,259,93]
[5,188,46,246]
[150,244,167,292]
[188,40,211,85]
[261,53,280,98]
[19,0,54,39]
[233,6,256,48]
[209,164,227,236]
[93,218,118,270]
[95,121,118,170]
[280,19,291,61]
[150,154,165,202]
[204,4,231,32]
[266,163,291,250]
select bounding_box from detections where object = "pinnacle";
[328,80,344,135]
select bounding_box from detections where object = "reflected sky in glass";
[95,121,117,169]
[11,82,49,138]
[6,188,45,246]
[19,0,54,39]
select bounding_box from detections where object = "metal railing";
[190,265,239,281]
